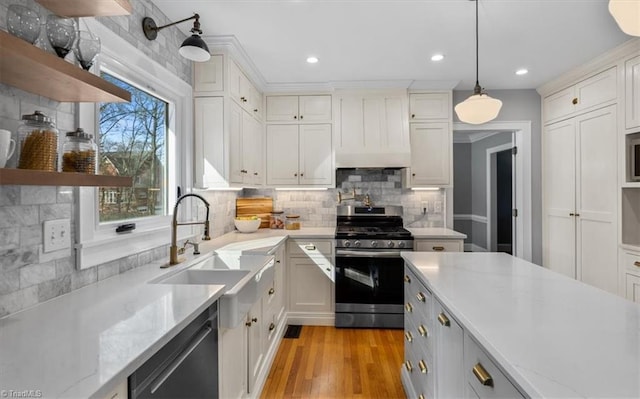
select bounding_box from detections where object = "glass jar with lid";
[270,210,285,229]
[18,110,58,171]
[285,215,301,230]
[61,128,97,174]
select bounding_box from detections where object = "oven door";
[334,249,405,328]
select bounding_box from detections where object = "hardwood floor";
[261,326,406,399]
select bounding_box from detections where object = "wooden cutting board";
[236,197,273,228]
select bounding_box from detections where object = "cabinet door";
[335,95,366,152]
[299,95,332,122]
[410,92,450,120]
[219,323,248,399]
[435,303,464,399]
[288,257,333,313]
[544,87,576,123]
[273,244,286,323]
[626,273,640,303]
[410,122,451,186]
[625,55,640,129]
[247,300,263,394]
[242,111,262,185]
[299,124,332,185]
[193,54,224,93]
[266,96,299,122]
[228,102,244,184]
[543,119,576,278]
[194,97,225,188]
[382,96,411,153]
[574,67,617,114]
[575,106,618,294]
[250,85,263,120]
[266,125,299,185]
[228,60,244,106]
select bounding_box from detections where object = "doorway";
[487,143,514,254]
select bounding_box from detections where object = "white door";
[266,96,299,122]
[299,95,331,122]
[410,122,451,186]
[575,105,618,294]
[266,125,299,185]
[543,119,576,278]
[299,124,332,185]
[228,102,244,184]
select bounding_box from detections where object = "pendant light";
[455,0,502,125]
[143,14,211,62]
[608,0,640,36]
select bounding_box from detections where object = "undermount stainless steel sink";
[152,254,275,328]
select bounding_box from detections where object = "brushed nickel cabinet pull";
[472,363,493,387]
[405,331,413,342]
[405,303,413,313]
[418,324,428,337]
[572,97,578,105]
[416,292,426,302]
[438,312,450,327]
[634,261,640,267]
[404,360,413,372]
[418,360,428,374]
[404,275,411,283]
[432,246,445,251]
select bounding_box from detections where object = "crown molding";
[453,131,502,144]
[203,35,268,91]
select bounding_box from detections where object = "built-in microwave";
[631,138,640,181]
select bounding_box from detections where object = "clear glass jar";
[61,128,96,174]
[270,210,285,229]
[285,215,301,230]
[18,111,59,171]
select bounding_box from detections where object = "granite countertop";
[402,252,640,398]
[0,227,335,399]
[406,227,467,239]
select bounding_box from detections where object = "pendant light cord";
[474,0,481,95]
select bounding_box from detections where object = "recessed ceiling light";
[306,56,319,64]
[431,54,445,62]
[515,68,529,75]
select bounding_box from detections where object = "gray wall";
[453,89,542,264]
[0,0,199,318]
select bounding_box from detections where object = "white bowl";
[234,218,261,233]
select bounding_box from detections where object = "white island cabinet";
[402,251,640,398]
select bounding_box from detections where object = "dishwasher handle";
[149,324,213,394]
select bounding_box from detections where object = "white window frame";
[76,19,194,269]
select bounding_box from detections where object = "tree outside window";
[98,73,168,222]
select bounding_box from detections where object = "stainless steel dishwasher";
[129,303,218,398]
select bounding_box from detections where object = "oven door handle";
[336,249,403,257]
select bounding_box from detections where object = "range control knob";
[343,240,351,248]
[354,240,361,248]
[371,240,378,248]
[387,241,395,248]
[398,241,406,248]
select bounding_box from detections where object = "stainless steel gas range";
[334,205,413,328]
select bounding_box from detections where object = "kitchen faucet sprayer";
[169,193,211,266]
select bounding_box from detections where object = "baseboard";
[286,312,335,326]
[464,243,487,252]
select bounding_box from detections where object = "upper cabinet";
[334,90,410,167]
[409,92,450,120]
[193,55,224,93]
[407,122,452,187]
[266,95,332,123]
[543,67,617,124]
[229,60,263,119]
[625,55,640,130]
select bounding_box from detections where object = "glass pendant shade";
[455,92,503,125]
[179,34,211,62]
[608,0,640,36]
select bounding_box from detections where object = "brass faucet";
[169,193,211,266]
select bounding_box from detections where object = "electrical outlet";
[43,219,71,253]
[434,201,443,214]
[421,201,430,213]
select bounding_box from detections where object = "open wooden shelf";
[0,168,132,187]
[0,31,131,103]
[35,0,132,17]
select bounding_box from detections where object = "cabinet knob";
[300,173,304,177]
[276,260,281,263]
[411,114,415,119]
[416,292,426,302]
[569,213,575,216]
[412,173,416,177]
[575,213,580,217]
[634,261,640,267]
[404,275,411,283]
[325,267,331,272]
[294,173,298,177]
[294,115,297,119]
[405,303,413,313]
[418,360,428,374]
[472,363,494,387]
[300,115,304,120]
[432,246,445,252]
[240,96,246,101]
[418,324,428,337]
[572,97,578,105]
[254,172,258,176]
[269,287,275,295]
[269,322,275,332]
[251,317,258,323]
[254,109,258,112]
[437,312,450,327]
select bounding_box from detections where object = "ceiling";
[151,0,631,91]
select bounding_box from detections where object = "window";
[98,73,168,222]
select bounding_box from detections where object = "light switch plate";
[43,219,71,253]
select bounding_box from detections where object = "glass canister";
[18,111,58,171]
[285,215,301,230]
[270,210,285,229]
[61,128,97,174]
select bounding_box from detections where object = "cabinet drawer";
[404,267,434,325]
[415,240,463,252]
[622,251,640,273]
[464,333,524,398]
[288,239,333,257]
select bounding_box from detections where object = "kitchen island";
[402,252,640,398]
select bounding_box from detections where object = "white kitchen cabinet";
[266,95,331,122]
[229,59,262,119]
[625,55,640,130]
[435,303,465,399]
[409,92,450,120]
[231,102,263,186]
[247,299,264,394]
[219,320,248,399]
[407,122,452,187]
[287,239,334,324]
[626,273,640,303]
[265,124,332,187]
[334,90,411,167]
[415,239,463,252]
[193,54,224,94]
[622,250,640,302]
[543,67,617,124]
[543,105,618,294]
